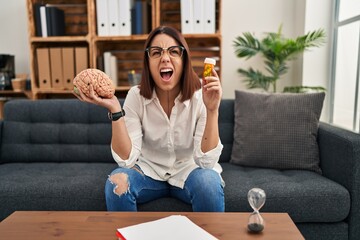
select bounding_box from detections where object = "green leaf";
[234,25,327,93]
[233,32,260,59]
[238,68,272,91]
[282,86,326,93]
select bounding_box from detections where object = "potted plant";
[233,25,326,93]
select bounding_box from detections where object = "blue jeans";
[105,165,224,212]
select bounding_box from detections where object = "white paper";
[117,215,218,240]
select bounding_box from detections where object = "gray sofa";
[0,98,359,240]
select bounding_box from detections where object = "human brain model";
[73,68,115,98]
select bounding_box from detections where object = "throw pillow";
[230,90,325,174]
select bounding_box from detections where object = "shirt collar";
[143,89,192,108]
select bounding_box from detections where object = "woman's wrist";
[206,108,219,117]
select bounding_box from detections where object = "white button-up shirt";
[111,86,223,188]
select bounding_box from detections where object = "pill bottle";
[203,58,216,84]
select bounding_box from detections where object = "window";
[330,0,360,132]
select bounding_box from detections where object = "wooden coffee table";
[0,211,304,240]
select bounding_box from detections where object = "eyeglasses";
[145,46,185,59]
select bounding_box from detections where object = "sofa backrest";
[0,99,114,163]
[0,98,234,164]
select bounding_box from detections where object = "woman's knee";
[107,172,129,196]
[190,168,222,192]
[106,166,144,197]
[106,168,135,197]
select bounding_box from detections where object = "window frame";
[330,0,360,132]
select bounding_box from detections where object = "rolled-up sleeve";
[111,144,140,167]
[194,139,223,169]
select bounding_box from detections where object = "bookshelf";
[21,0,222,100]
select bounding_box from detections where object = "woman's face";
[147,33,184,94]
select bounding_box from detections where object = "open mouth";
[160,68,173,81]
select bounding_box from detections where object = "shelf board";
[183,33,222,39]
[30,36,89,43]
[93,33,221,43]
[0,90,33,99]
[94,35,149,42]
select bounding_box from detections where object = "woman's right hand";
[73,83,122,113]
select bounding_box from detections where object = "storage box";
[11,78,27,91]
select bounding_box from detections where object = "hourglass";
[247,188,266,233]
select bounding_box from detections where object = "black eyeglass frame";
[145,46,185,59]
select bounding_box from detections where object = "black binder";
[46,6,65,36]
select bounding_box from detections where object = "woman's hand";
[202,68,222,112]
[73,83,121,113]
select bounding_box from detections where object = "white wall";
[221,0,308,98]
[302,0,333,121]
[0,0,30,75]
[0,0,331,104]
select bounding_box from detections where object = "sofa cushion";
[231,90,325,173]
[221,163,350,223]
[0,162,117,220]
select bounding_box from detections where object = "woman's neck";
[156,86,180,118]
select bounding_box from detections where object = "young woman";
[74,26,224,212]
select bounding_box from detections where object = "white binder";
[103,51,112,77]
[40,6,48,37]
[180,0,193,34]
[96,0,109,36]
[110,55,118,86]
[203,0,215,33]
[193,0,204,33]
[118,0,132,35]
[108,0,120,36]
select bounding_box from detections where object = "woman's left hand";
[202,68,222,112]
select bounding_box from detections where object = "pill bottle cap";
[204,58,216,65]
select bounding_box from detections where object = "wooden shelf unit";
[22,0,222,100]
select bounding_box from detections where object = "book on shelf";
[36,48,52,89]
[131,0,151,35]
[181,0,216,34]
[35,4,65,37]
[62,47,75,90]
[103,51,118,86]
[180,0,193,34]
[203,0,216,33]
[96,0,109,36]
[96,0,132,36]
[34,3,43,36]
[75,47,89,75]
[47,6,66,36]
[39,6,48,37]
[108,0,120,35]
[50,48,64,89]
[119,0,132,35]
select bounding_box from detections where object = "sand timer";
[247,188,266,233]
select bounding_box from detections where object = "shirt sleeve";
[110,87,143,168]
[194,139,223,169]
[193,101,223,169]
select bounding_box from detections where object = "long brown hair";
[139,26,201,102]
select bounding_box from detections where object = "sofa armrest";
[318,122,360,239]
[0,120,2,144]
